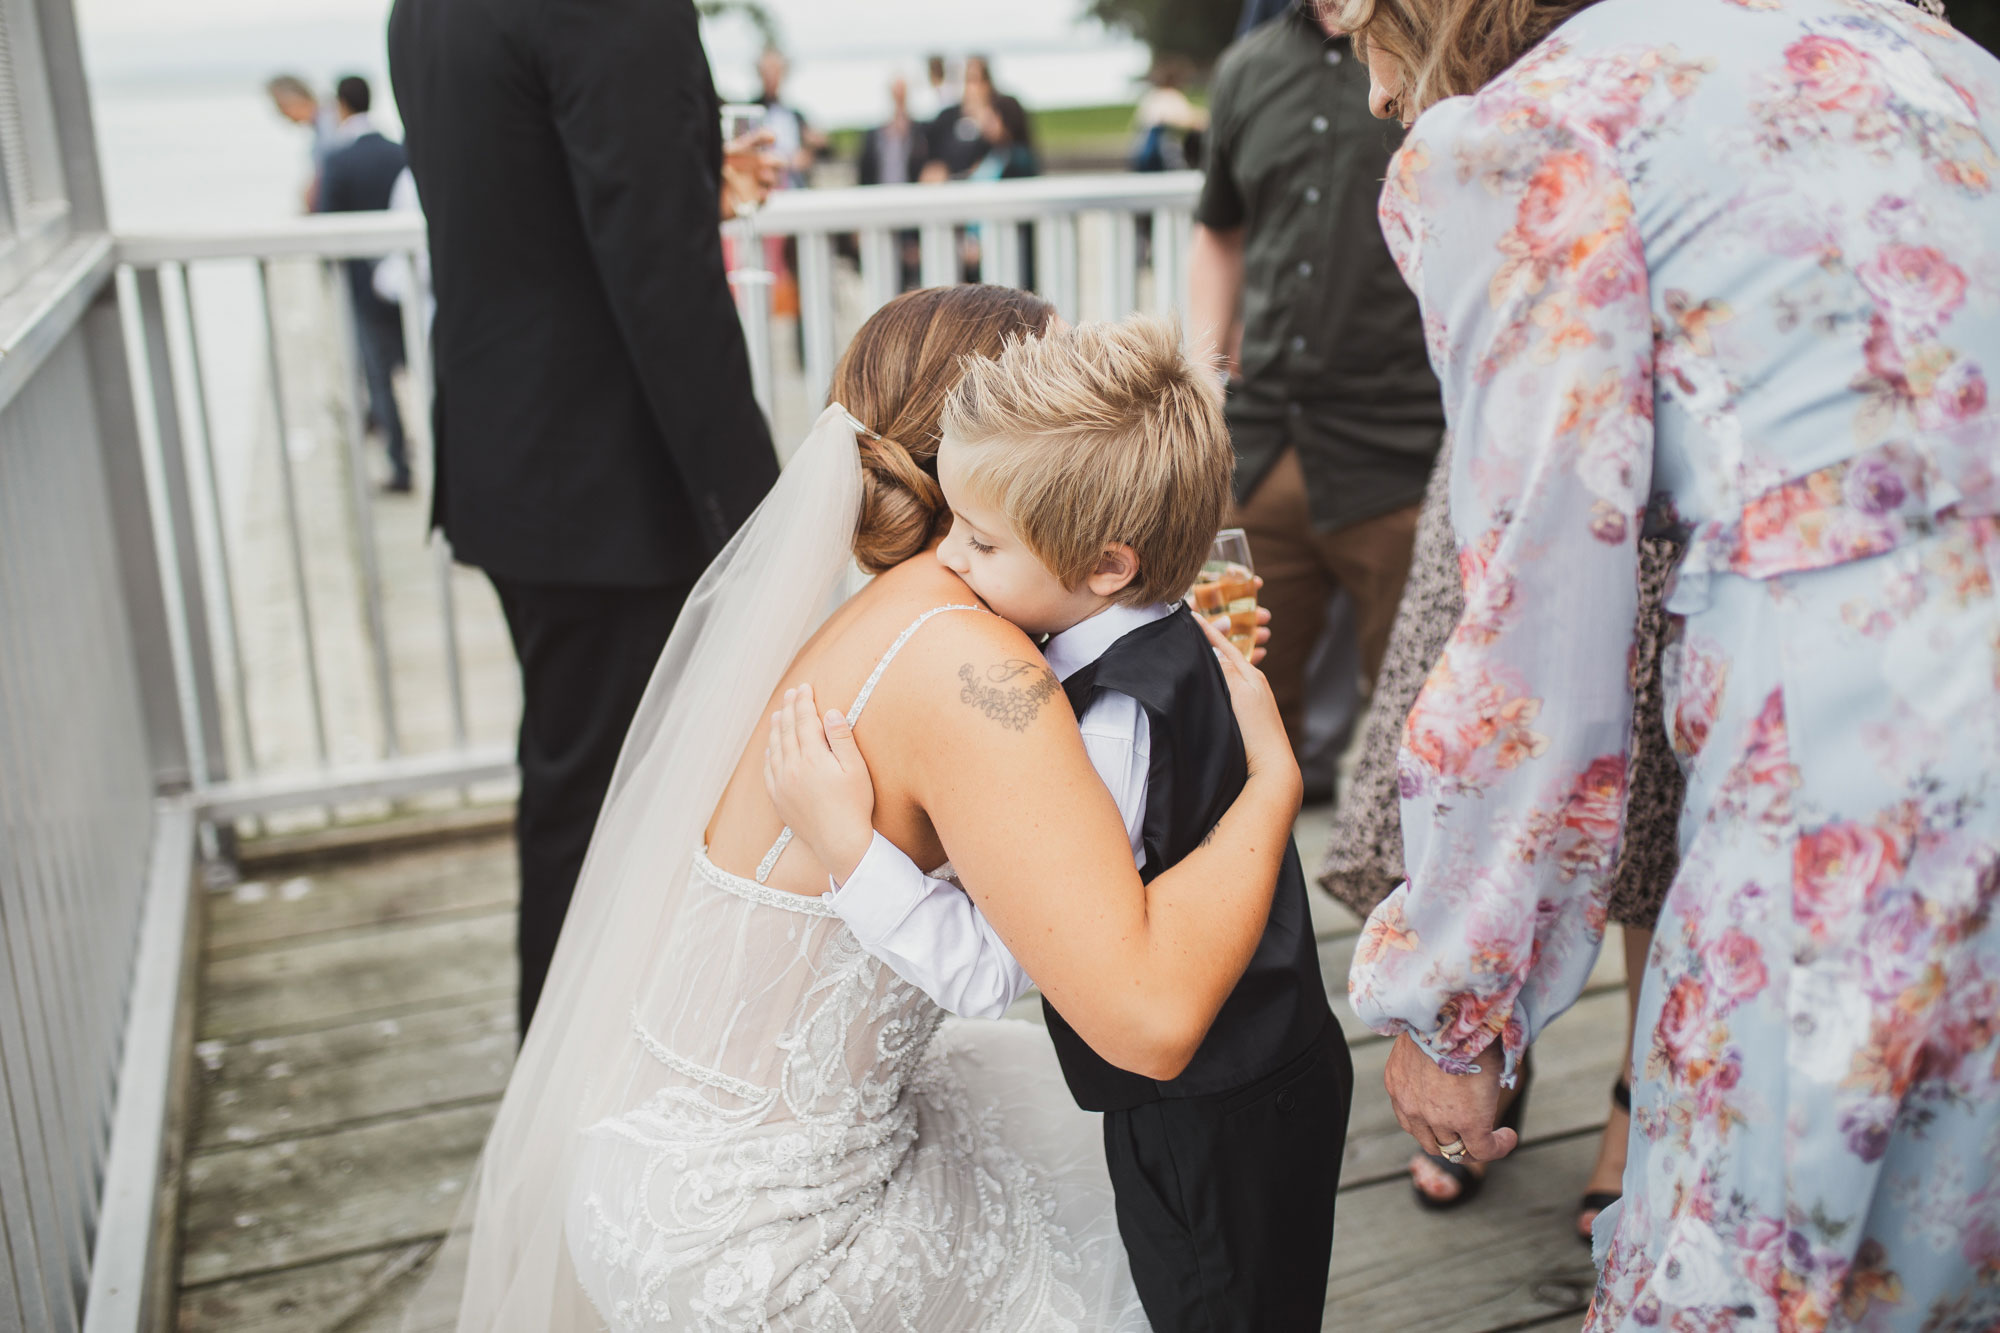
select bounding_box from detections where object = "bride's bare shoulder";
[862,556,1037,657]
[861,587,1069,743]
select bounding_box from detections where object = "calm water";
[87,44,1150,232]
[86,27,1147,509]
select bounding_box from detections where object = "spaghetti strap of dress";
[754,603,985,884]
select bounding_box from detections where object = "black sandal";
[1409,1051,1533,1212]
[1575,1078,1632,1246]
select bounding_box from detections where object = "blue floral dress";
[1343,2,2000,1328]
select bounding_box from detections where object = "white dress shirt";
[822,601,1174,1019]
[325,110,377,151]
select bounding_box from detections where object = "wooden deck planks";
[180,1101,495,1288]
[206,840,516,958]
[199,911,514,1040]
[190,995,514,1151]
[177,1241,442,1333]
[1323,1135,1603,1332]
[176,827,1628,1332]
[179,837,518,1322]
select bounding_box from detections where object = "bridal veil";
[403,406,865,1330]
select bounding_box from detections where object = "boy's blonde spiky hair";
[940,314,1231,608]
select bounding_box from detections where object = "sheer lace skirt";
[563,856,1148,1333]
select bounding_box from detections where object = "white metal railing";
[111,172,1202,826]
[0,2,203,1328]
[727,173,1199,428]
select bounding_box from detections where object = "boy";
[770,315,1351,1332]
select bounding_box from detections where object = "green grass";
[826,91,1211,167]
[1031,102,1141,145]
[828,102,1145,163]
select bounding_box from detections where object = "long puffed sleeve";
[1348,100,1655,1084]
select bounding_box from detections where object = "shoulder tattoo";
[957,660,1061,732]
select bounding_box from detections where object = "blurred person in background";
[926,53,995,178]
[967,92,1040,288]
[859,74,930,289]
[858,74,930,187]
[970,94,1039,180]
[315,74,413,495]
[264,73,332,211]
[1187,1,1442,789]
[981,60,1037,173]
[388,0,780,1035]
[1130,59,1209,172]
[756,47,825,189]
[915,52,954,122]
[754,47,822,328]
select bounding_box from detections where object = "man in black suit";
[316,75,413,493]
[387,0,779,1033]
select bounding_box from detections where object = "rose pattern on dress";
[1348,2,2000,1329]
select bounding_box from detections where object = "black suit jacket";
[318,128,407,214]
[318,129,410,322]
[387,0,776,587]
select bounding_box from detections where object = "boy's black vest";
[1044,609,1332,1112]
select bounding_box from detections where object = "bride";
[414,285,1304,1332]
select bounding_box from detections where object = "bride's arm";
[769,612,1300,1080]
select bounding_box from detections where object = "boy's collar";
[1042,602,1176,682]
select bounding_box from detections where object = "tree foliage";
[1088,0,1999,70]
[697,0,782,53]
[1086,0,1243,71]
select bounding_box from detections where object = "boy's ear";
[1085,542,1141,599]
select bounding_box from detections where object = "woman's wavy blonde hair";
[1329,0,1950,122]
[1326,0,1602,121]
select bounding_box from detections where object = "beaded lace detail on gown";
[564,605,1149,1333]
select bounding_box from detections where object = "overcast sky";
[76,0,1118,59]
[75,0,1141,129]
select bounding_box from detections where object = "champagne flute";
[1189,528,1258,655]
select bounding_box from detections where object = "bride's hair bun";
[853,430,946,574]
[830,285,1058,573]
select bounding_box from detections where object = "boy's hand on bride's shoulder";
[765,686,877,884]
[1192,609,1300,806]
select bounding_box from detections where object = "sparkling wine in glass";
[1189,528,1258,655]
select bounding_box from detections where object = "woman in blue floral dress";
[1334,0,2000,1327]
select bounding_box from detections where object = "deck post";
[128,264,229,789]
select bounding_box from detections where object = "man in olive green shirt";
[1189,1,1443,764]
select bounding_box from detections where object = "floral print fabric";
[1345,1,2000,1328]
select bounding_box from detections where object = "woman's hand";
[1383,1033,1519,1165]
[764,686,876,883]
[1193,609,1300,803]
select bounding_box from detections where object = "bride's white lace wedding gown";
[563,606,1149,1332]
[407,412,1146,1333]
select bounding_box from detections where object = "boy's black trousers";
[1103,1019,1352,1332]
